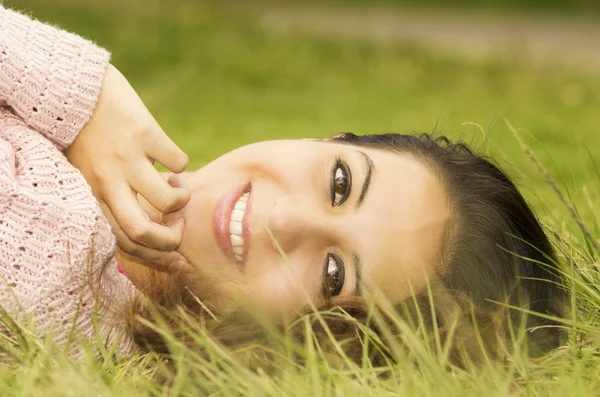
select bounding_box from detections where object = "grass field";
[2,0,600,395]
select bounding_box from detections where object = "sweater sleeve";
[0,109,114,304]
[0,110,134,355]
[0,5,109,150]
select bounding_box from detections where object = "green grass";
[2,0,600,395]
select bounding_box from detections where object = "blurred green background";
[5,0,600,228]
[326,0,600,14]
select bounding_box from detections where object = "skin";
[119,140,450,320]
[67,64,191,270]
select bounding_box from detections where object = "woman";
[123,133,566,362]
[0,5,565,361]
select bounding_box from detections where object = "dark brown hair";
[130,133,567,368]
[333,133,565,354]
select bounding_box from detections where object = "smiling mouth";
[214,184,252,270]
[230,190,249,264]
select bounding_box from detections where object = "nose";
[266,196,335,254]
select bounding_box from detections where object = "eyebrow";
[355,151,374,208]
[351,251,362,296]
[349,151,373,296]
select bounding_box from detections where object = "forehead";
[336,143,450,302]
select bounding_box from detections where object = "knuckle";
[113,145,129,163]
[131,120,152,139]
[92,176,112,198]
[161,232,179,251]
[90,162,109,182]
[129,128,145,143]
[122,223,150,244]
[139,250,175,270]
[120,240,142,257]
[122,246,138,258]
[164,238,179,251]
[157,190,178,211]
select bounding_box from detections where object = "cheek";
[250,144,321,191]
[177,193,212,262]
[244,266,315,322]
[362,229,444,303]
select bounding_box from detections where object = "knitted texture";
[0,5,109,149]
[0,5,134,355]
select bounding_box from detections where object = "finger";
[101,202,189,272]
[129,162,190,213]
[145,123,189,173]
[160,174,190,223]
[143,207,162,224]
[167,172,188,190]
[104,184,185,251]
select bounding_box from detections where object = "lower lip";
[213,183,252,270]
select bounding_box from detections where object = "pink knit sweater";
[0,5,134,355]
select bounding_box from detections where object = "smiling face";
[149,139,450,319]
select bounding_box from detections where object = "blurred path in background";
[247,2,600,71]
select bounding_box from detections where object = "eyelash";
[322,158,351,298]
[323,253,345,298]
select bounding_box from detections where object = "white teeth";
[229,191,249,264]
[231,234,243,247]
[231,209,244,222]
[230,221,242,235]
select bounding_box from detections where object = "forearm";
[0,5,109,149]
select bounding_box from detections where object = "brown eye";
[335,173,347,195]
[330,160,351,206]
[323,253,345,298]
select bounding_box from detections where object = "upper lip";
[213,183,252,270]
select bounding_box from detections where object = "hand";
[66,64,191,271]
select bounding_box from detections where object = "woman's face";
[167,140,450,319]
